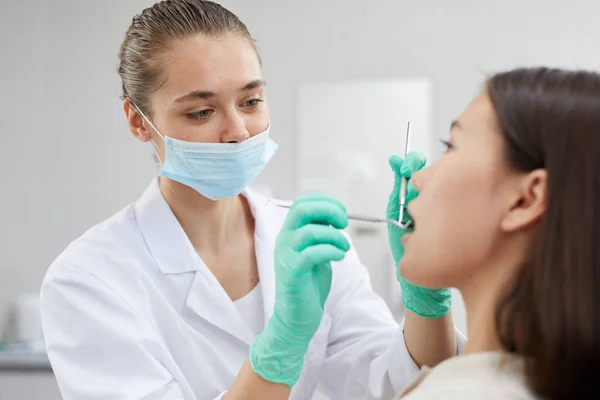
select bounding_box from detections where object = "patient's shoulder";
[399,352,539,400]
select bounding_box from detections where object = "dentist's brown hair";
[117,0,258,116]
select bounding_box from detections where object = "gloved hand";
[387,152,452,318]
[250,193,351,387]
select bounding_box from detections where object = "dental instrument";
[269,201,410,229]
[398,121,412,225]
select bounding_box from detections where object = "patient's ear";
[501,169,547,232]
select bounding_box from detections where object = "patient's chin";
[398,253,421,284]
[399,253,455,290]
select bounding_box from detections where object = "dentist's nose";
[221,114,249,143]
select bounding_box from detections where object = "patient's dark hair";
[489,67,600,400]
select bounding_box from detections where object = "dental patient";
[397,67,600,399]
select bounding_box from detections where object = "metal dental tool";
[398,121,412,226]
[265,121,415,230]
[269,200,407,229]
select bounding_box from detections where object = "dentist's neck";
[159,178,252,253]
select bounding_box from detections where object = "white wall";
[0,0,157,320]
[2,0,600,337]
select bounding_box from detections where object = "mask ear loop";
[127,100,166,167]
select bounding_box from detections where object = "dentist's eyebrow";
[173,80,266,103]
[240,79,266,91]
[174,90,216,103]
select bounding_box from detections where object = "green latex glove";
[250,193,351,387]
[387,152,452,318]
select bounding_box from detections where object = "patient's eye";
[440,139,454,153]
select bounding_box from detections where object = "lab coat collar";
[244,188,286,323]
[134,179,285,342]
[134,178,198,274]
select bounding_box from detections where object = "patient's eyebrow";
[450,120,461,130]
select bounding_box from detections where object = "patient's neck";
[460,235,531,355]
[459,258,520,355]
[460,282,504,354]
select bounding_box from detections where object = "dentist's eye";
[186,109,213,120]
[243,99,264,108]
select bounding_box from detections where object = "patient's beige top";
[398,352,539,399]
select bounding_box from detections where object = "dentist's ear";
[124,100,153,143]
[501,169,547,232]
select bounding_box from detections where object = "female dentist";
[40,1,464,399]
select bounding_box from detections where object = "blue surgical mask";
[133,104,278,200]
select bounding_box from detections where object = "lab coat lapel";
[254,226,276,323]
[184,268,255,347]
[184,190,292,347]
[184,189,287,347]
[135,179,255,346]
[245,190,287,324]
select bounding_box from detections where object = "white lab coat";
[41,179,465,400]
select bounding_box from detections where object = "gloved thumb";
[400,152,427,179]
[388,155,403,192]
[387,155,403,218]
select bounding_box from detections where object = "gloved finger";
[291,224,350,252]
[388,155,403,176]
[298,244,347,272]
[400,151,426,178]
[388,155,404,193]
[405,180,419,205]
[284,200,349,230]
[387,155,404,217]
[290,193,347,213]
[401,180,419,224]
[315,262,333,308]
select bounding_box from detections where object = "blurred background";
[1,0,598,398]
